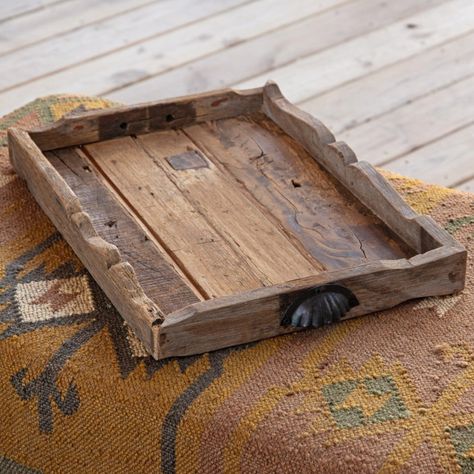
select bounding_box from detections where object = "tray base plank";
[84,137,268,299]
[137,129,321,280]
[46,147,201,313]
[185,115,413,270]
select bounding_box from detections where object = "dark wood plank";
[29,87,263,151]
[47,147,201,314]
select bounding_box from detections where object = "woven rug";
[0,96,473,474]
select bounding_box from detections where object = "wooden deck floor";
[1,0,473,190]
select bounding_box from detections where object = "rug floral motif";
[0,96,473,473]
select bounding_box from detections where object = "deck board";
[0,0,62,23]
[300,31,474,134]
[459,178,474,193]
[107,0,444,103]
[341,75,474,166]
[0,0,156,55]
[0,0,472,189]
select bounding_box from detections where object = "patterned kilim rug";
[0,96,473,474]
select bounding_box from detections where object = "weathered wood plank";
[136,129,321,283]
[237,0,474,103]
[301,31,474,135]
[0,0,247,91]
[28,87,263,150]
[8,128,161,355]
[85,136,266,298]
[108,0,444,103]
[0,0,346,115]
[47,147,202,312]
[0,0,60,23]
[186,116,412,270]
[0,0,156,55]
[385,122,474,187]
[342,74,474,166]
[159,245,467,357]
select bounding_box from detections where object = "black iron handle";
[281,284,358,328]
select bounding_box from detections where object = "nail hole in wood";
[291,179,301,188]
[166,114,175,122]
[119,122,128,129]
[82,165,91,172]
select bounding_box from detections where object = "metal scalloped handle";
[281,284,358,328]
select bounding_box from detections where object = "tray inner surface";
[45,114,413,310]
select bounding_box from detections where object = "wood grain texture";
[47,146,201,312]
[137,129,320,281]
[84,136,265,298]
[0,0,247,90]
[0,0,60,23]
[0,0,156,55]
[260,82,466,257]
[301,31,474,135]
[384,122,474,186]
[159,245,466,357]
[108,0,444,103]
[0,0,343,114]
[8,127,163,355]
[29,87,263,150]
[342,74,474,166]
[238,0,474,103]
[261,82,428,253]
[185,116,411,270]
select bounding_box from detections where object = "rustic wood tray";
[8,82,466,359]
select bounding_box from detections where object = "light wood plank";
[341,74,474,166]
[137,129,320,282]
[457,178,474,192]
[0,0,156,55]
[301,31,474,134]
[85,136,266,298]
[107,0,445,103]
[0,0,61,23]
[0,0,247,91]
[386,122,474,187]
[0,0,346,115]
[237,0,474,103]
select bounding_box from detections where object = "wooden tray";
[8,82,466,359]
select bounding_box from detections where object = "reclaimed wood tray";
[8,82,466,359]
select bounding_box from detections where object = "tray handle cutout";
[281,285,359,328]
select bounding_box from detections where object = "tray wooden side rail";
[8,82,467,359]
